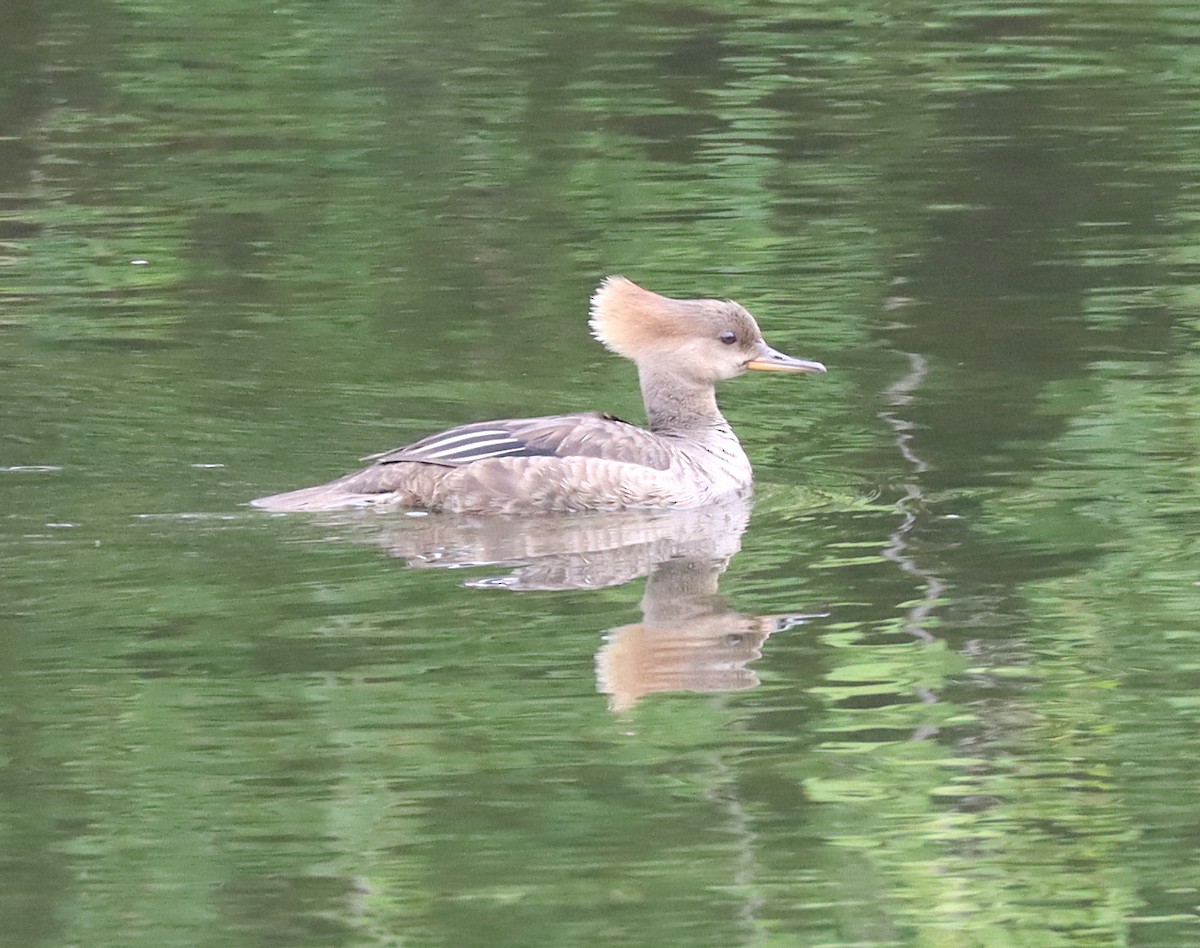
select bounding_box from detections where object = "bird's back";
[250,412,710,513]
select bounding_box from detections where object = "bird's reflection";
[595,554,822,712]
[308,497,822,710]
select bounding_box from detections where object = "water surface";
[3,2,1200,945]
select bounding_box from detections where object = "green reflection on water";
[3,0,1200,945]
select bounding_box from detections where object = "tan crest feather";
[589,276,696,360]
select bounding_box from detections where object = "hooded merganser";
[252,276,826,513]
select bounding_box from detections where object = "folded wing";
[366,412,674,471]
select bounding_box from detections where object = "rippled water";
[3,2,1200,945]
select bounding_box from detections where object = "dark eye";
[719,331,737,345]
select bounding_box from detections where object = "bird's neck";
[638,365,728,433]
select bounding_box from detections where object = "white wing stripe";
[423,436,526,460]
[413,428,510,453]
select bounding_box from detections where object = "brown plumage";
[252,276,826,514]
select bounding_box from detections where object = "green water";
[3,1,1200,945]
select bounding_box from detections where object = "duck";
[251,276,826,514]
